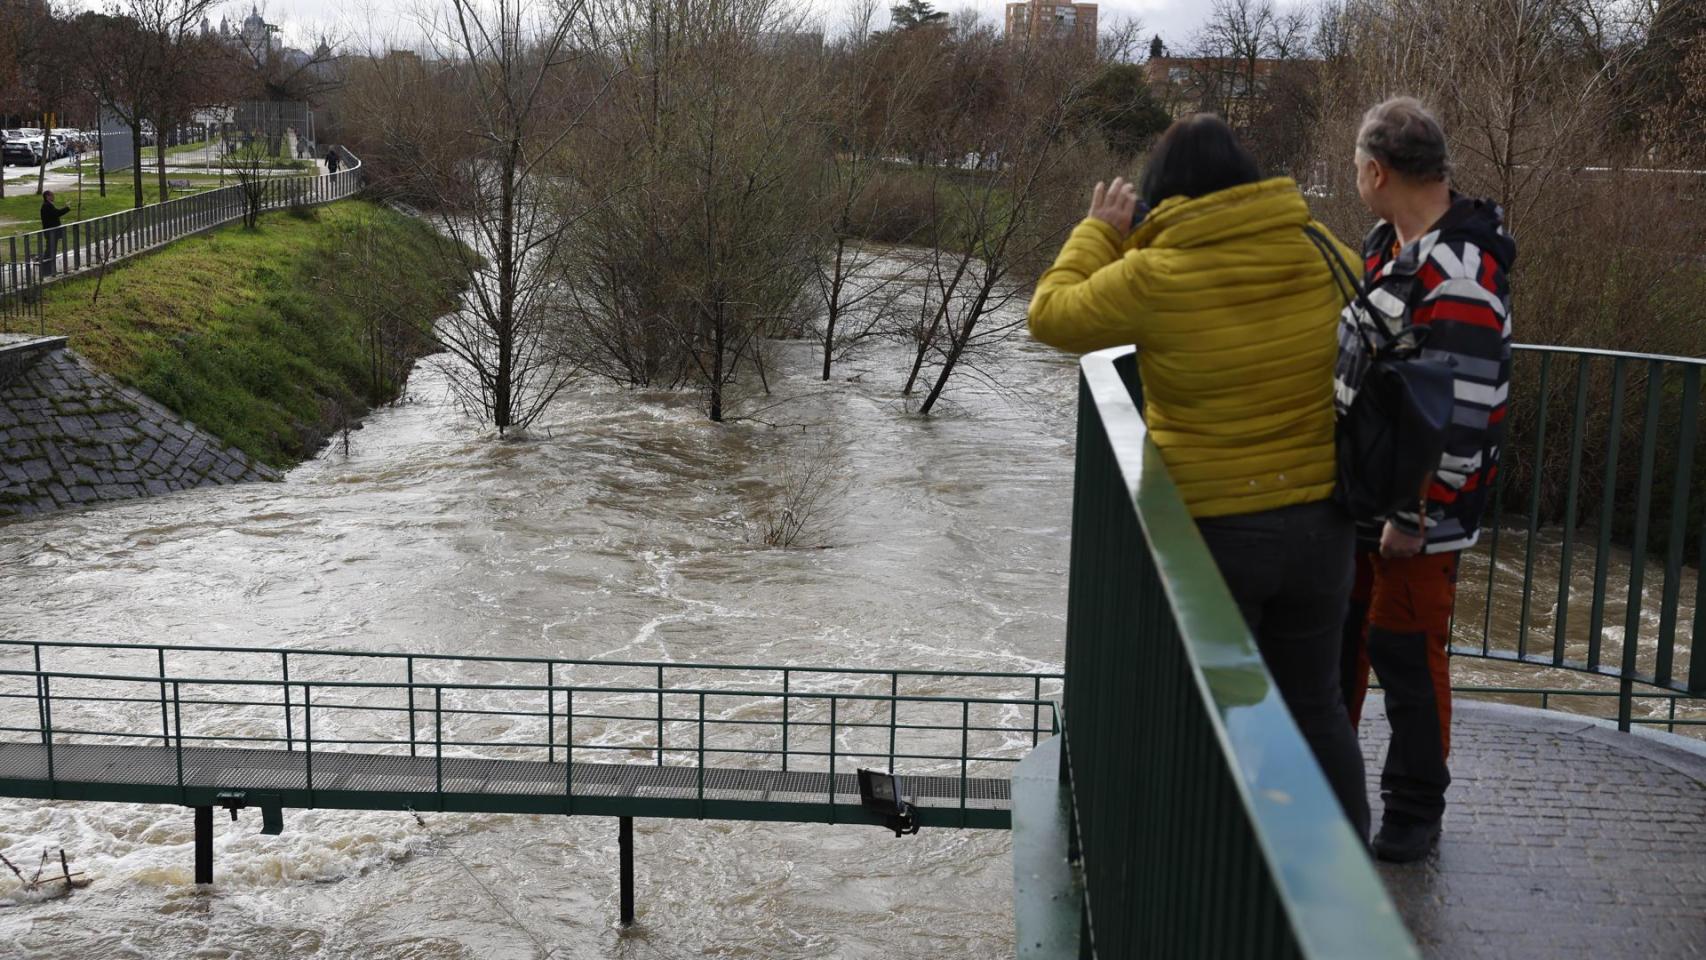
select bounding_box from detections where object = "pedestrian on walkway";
[325,148,340,176]
[1027,115,1371,841]
[1336,97,1515,863]
[39,190,71,278]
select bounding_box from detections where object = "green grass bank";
[35,199,467,469]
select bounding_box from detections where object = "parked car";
[3,137,43,166]
[2,138,39,165]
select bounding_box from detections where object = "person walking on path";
[1026,115,1371,841]
[1336,97,1515,863]
[324,148,340,176]
[39,190,71,278]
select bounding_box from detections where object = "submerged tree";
[356,0,605,433]
[559,0,824,422]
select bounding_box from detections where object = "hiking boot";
[1372,817,1440,863]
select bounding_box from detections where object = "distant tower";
[240,5,277,53]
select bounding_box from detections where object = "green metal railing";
[0,639,1060,827]
[0,146,362,330]
[1057,347,1417,959]
[1456,345,1706,731]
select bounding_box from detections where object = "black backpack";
[1303,225,1456,524]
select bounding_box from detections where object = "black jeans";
[1196,499,1370,840]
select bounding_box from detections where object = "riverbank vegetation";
[327,0,1701,440]
[337,0,1149,429]
[34,200,469,467]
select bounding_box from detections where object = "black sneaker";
[1372,818,1441,863]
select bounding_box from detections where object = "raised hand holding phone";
[1087,177,1140,237]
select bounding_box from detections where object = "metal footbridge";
[0,641,1055,829]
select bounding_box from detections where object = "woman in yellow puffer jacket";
[1029,115,1370,841]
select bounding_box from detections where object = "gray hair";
[1356,97,1451,182]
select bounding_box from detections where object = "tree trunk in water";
[709,310,725,423]
[918,286,993,416]
[494,149,517,433]
[821,237,844,381]
[903,256,972,395]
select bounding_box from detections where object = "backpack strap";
[1302,223,1428,359]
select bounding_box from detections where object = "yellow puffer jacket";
[1028,177,1354,518]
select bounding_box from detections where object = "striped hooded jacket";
[1332,195,1516,553]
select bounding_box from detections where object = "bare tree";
[322,211,443,404]
[811,0,927,381]
[896,14,1112,416]
[560,0,825,422]
[140,0,227,201]
[355,0,605,434]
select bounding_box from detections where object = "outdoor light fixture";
[857,768,920,837]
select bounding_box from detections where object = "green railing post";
[697,692,706,817]
[888,672,898,773]
[1655,368,1699,688]
[281,651,293,752]
[302,684,314,806]
[959,700,970,827]
[546,662,555,765]
[1032,676,1041,747]
[434,686,444,810]
[1587,357,1629,670]
[157,648,170,748]
[41,674,54,795]
[828,696,837,823]
[32,644,45,746]
[1517,352,1553,659]
[656,665,665,766]
[1554,359,1591,665]
[406,657,417,758]
[565,688,575,814]
[780,669,790,773]
[173,681,185,803]
[1618,362,1665,729]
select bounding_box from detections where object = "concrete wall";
[0,337,277,520]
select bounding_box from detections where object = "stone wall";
[0,338,277,520]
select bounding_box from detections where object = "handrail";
[0,637,1062,684]
[1058,346,1417,958]
[0,145,363,330]
[0,667,1054,705]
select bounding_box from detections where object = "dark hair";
[1138,114,1262,210]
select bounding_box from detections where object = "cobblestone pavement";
[1359,699,1706,959]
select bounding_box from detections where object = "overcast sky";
[242,0,1220,54]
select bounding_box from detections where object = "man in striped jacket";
[1335,98,1516,862]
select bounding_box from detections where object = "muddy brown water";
[0,323,1696,957]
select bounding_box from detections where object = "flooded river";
[0,309,1698,957]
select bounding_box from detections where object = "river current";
[0,300,1698,957]
[0,325,1082,958]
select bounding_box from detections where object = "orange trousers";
[1343,550,1458,824]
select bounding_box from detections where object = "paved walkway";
[1361,699,1706,959]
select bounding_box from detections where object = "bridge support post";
[618,816,634,926]
[193,805,213,885]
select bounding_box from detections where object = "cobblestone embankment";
[0,336,276,519]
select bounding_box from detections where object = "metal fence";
[1059,347,1417,959]
[1454,345,1706,730]
[0,146,362,331]
[0,638,1060,826]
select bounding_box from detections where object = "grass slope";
[38,199,467,468]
